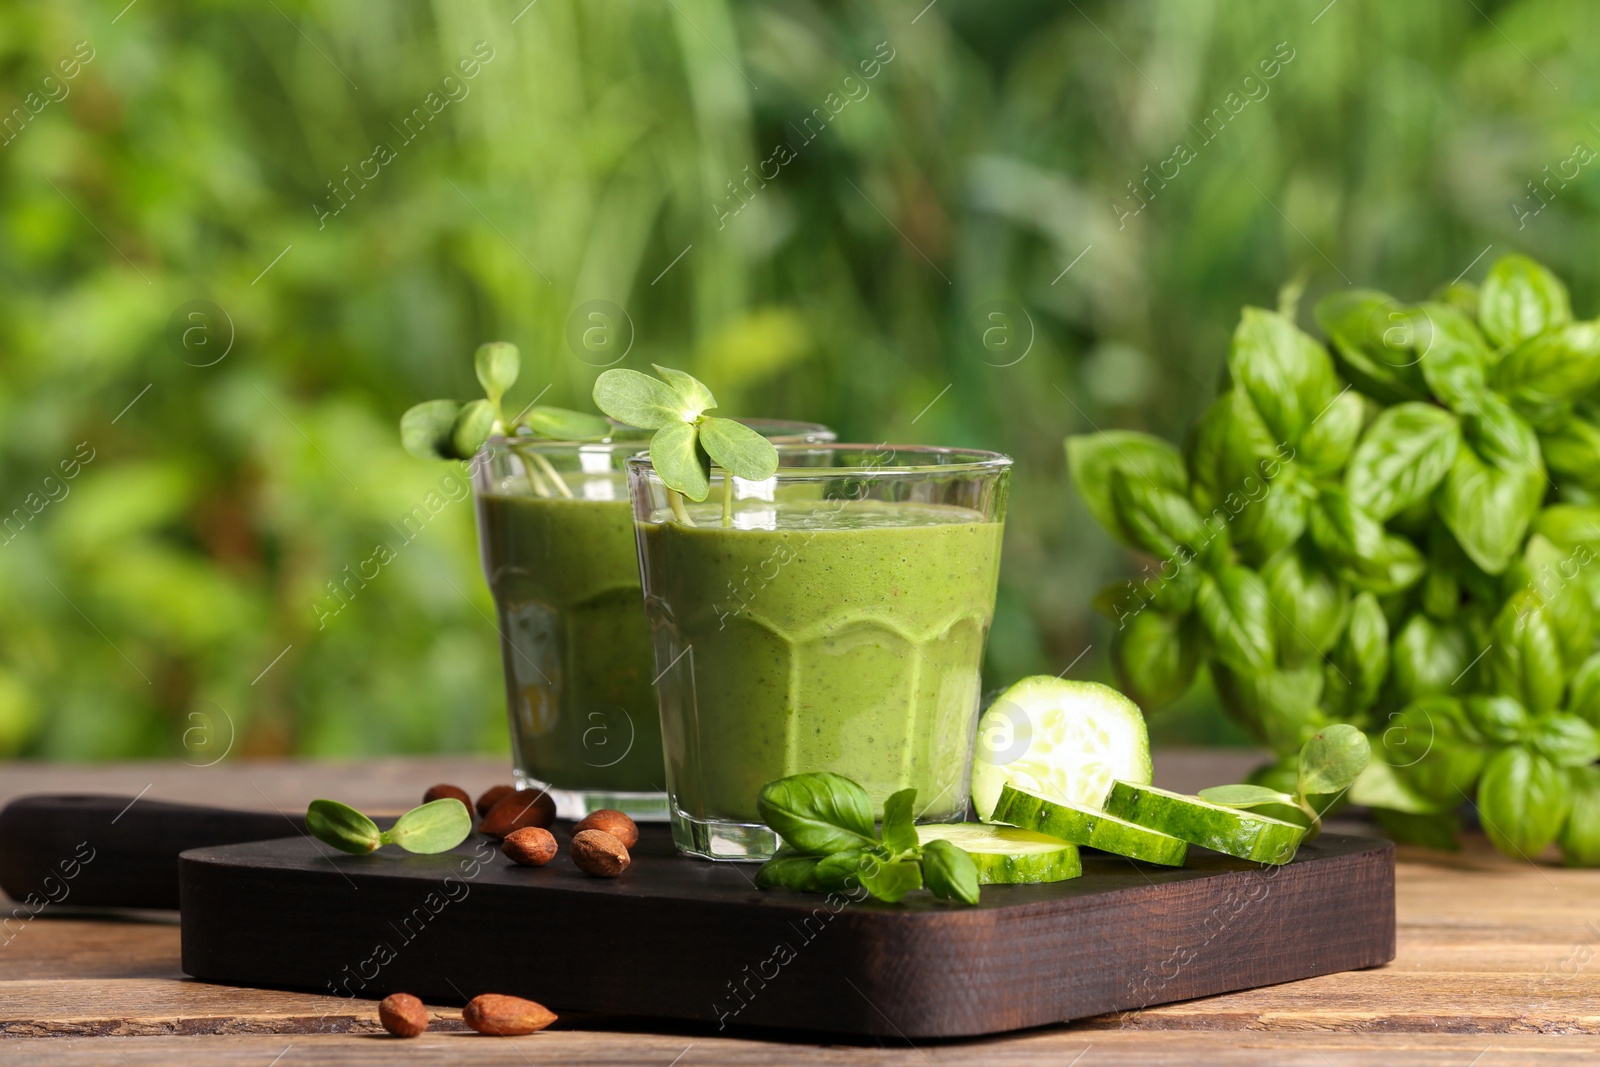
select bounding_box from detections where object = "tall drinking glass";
[473,423,833,821]
[629,444,1011,859]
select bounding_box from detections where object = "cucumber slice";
[971,677,1153,821]
[991,783,1188,866]
[917,823,1083,884]
[1104,781,1306,865]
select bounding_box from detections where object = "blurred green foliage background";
[1,0,1592,760]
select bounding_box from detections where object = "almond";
[570,828,629,877]
[423,784,472,810]
[480,789,556,838]
[378,992,428,1038]
[573,808,639,849]
[475,784,515,816]
[502,826,557,867]
[463,993,557,1036]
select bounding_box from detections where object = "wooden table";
[2,754,1597,1065]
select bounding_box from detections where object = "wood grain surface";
[2,754,1595,1065]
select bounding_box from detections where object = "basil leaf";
[1527,712,1600,768]
[1112,609,1202,708]
[1197,784,1297,809]
[699,416,779,482]
[1488,598,1567,715]
[1196,567,1276,675]
[755,850,822,891]
[1296,387,1366,476]
[1518,536,1596,668]
[1414,302,1493,412]
[1569,653,1600,728]
[1532,505,1600,555]
[1066,432,1187,546]
[649,419,711,502]
[474,341,519,404]
[1226,306,1341,443]
[756,772,879,856]
[449,398,497,461]
[1478,254,1572,349]
[1310,490,1426,594]
[1184,387,1282,512]
[381,798,474,854]
[1298,723,1371,796]
[1420,563,1460,621]
[400,399,463,461]
[812,849,873,891]
[593,368,692,430]
[1559,765,1600,867]
[855,853,924,904]
[921,840,980,905]
[1109,469,1206,558]
[1350,757,1456,815]
[1493,322,1600,409]
[1464,695,1530,745]
[1390,614,1472,705]
[1542,418,1600,493]
[1212,663,1327,754]
[652,364,717,415]
[1477,746,1571,857]
[1433,394,1546,575]
[879,788,919,857]
[1314,289,1429,403]
[1264,544,1349,668]
[306,799,381,855]
[1344,403,1461,521]
[1324,592,1389,718]
[1389,698,1489,804]
[522,405,612,441]
[1229,477,1308,564]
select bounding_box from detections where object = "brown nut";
[475,784,515,816]
[423,784,472,810]
[462,993,557,1035]
[573,808,639,850]
[480,789,557,839]
[378,992,429,1038]
[570,828,630,877]
[501,826,558,867]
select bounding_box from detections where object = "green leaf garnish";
[879,787,919,857]
[592,364,780,505]
[451,398,498,460]
[921,839,980,905]
[306,799,382,855]
[379,798,474,854]
[523,405,611,441]
[474,341,519,404]
[1298,724,1372,796]
[401,399,465,461]
[1197,784,1297,809]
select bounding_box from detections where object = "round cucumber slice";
[970,677,1153,821]
[917,823,1083,884]
[1104,781,1306,865]
[991,783,1188,866]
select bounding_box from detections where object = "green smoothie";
[639,498,1003,824]
[476,492,663,794]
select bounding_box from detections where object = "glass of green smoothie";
[628,443,1011,859]
[473,424,833,822]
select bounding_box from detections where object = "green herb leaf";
[521,405,612,441]
[1389,697,1490,804]
[1183,387,1280,513]
[1559,765,1600,867]
[879,788,919,857]
[1211,663,1328,754]
[811,848,874,891]
[1108,469,1206,559]
[400,400,464,461]
[474,341,520,404]
[1492,322,1600,409]
[1373,808,1463,851]
[592,368,692,430]
[1525,713,1600,768]
[755,850,822,891]
[1111,609,1202,708]
[1488,598,1567,715]
[1066,432,1187,544]
[756,772,880,856]
[649,419,710,502]
[1323,592,1389,719]
[306,799,382,855]
[1344,402,1461,521]
[1296,387,1365,475]
[1298,724,1371,796]
[1479,254,1572,349]
[1542,418,1600,494]
[1390,614,1472,705]
[1225,306,1341,443]
[1263,545,1349,668]
[1197,784,1298,808]
[921,840,980,905]
[1477,746,1571,857]
[1569,654,1600,729]
[855,853,924,904]
[450,398,497,460]
[1414,302,1493,412]
[1195,567,1276,675]
[1464,695,1530,745]
[380,798,474,854]
[699,416,780,483]
[1314,289,1429,403]
[652,364,717,415]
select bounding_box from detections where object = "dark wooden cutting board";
[179,825,1394,1039]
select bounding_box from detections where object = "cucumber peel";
[992,783,1188,866]
[1105,780,1307,864]
[971,676,1153,821]
[917,823,1083,884]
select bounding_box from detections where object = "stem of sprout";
[529,450,574,500]
[721,470,733,528]
[668,488,694,526]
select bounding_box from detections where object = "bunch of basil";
[1069,254,1600,865]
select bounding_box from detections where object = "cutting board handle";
[0,794,304,911]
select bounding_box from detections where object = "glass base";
[515,776,670,822]
[670,811,779,861]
